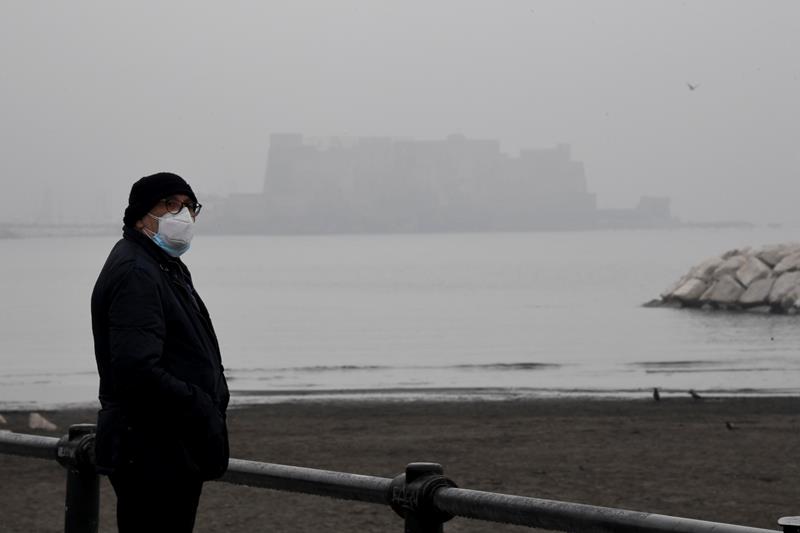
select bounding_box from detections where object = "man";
[91,172,229,533]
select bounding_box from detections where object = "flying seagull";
[689,389,703,400]
[687,82,700,91]
[653,387,661,401]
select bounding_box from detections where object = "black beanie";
[123,172,198,227]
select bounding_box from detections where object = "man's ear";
[135,219,144,230]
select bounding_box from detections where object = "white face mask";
[145,207,195,257]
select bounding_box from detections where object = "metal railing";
[0,424,794,533]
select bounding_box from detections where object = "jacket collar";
[122,225,188,274]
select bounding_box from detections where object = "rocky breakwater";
[653,243,800,314]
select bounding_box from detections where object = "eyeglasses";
[160,198,202,216]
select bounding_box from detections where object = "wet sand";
[1,397,798,533]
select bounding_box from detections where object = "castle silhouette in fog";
[203,133,676,234]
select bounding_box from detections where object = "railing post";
[56,424,99,533]
[389,462,457,533]
[779,517,800,533]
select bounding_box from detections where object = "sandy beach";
[1,397,798,533]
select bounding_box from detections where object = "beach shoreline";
[2,397,798,532]
[3,385,800,413]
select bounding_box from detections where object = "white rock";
[774,252,800,275]
[739,277,775,307]
[782,287,800,310]
[671,278,708,303]
[721,247,751,260]
[28,412,57,431]
[736,257,771,287]
[756,244,796,267]
[660,274,690,299]
[700,275,745,304]
[689,257,723,281]
[713,256,747,278]
[658,243,800,313]
[754,244,797,267]
[768,271,800,305]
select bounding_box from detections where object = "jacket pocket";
[94,406,131,475]
[181,408,229,481]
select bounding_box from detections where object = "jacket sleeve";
[107,266,215,418]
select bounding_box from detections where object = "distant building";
[204,133,677,234]
[596,196,679,229]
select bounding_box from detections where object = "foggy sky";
[1,1,798,226]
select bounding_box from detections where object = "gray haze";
[1,1,798,226]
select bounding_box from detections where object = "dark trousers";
[109,464,204,533]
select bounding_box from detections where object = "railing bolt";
[779,517,800,533]
[389,462,457,533]
[56,424,99,533]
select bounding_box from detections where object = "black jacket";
[91,226,230,480]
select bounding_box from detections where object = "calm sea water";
[2,228,800,409]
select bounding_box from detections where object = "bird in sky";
[687,82,700,91]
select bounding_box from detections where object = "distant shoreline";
[0,221,769,239]
[3,386,799,412]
